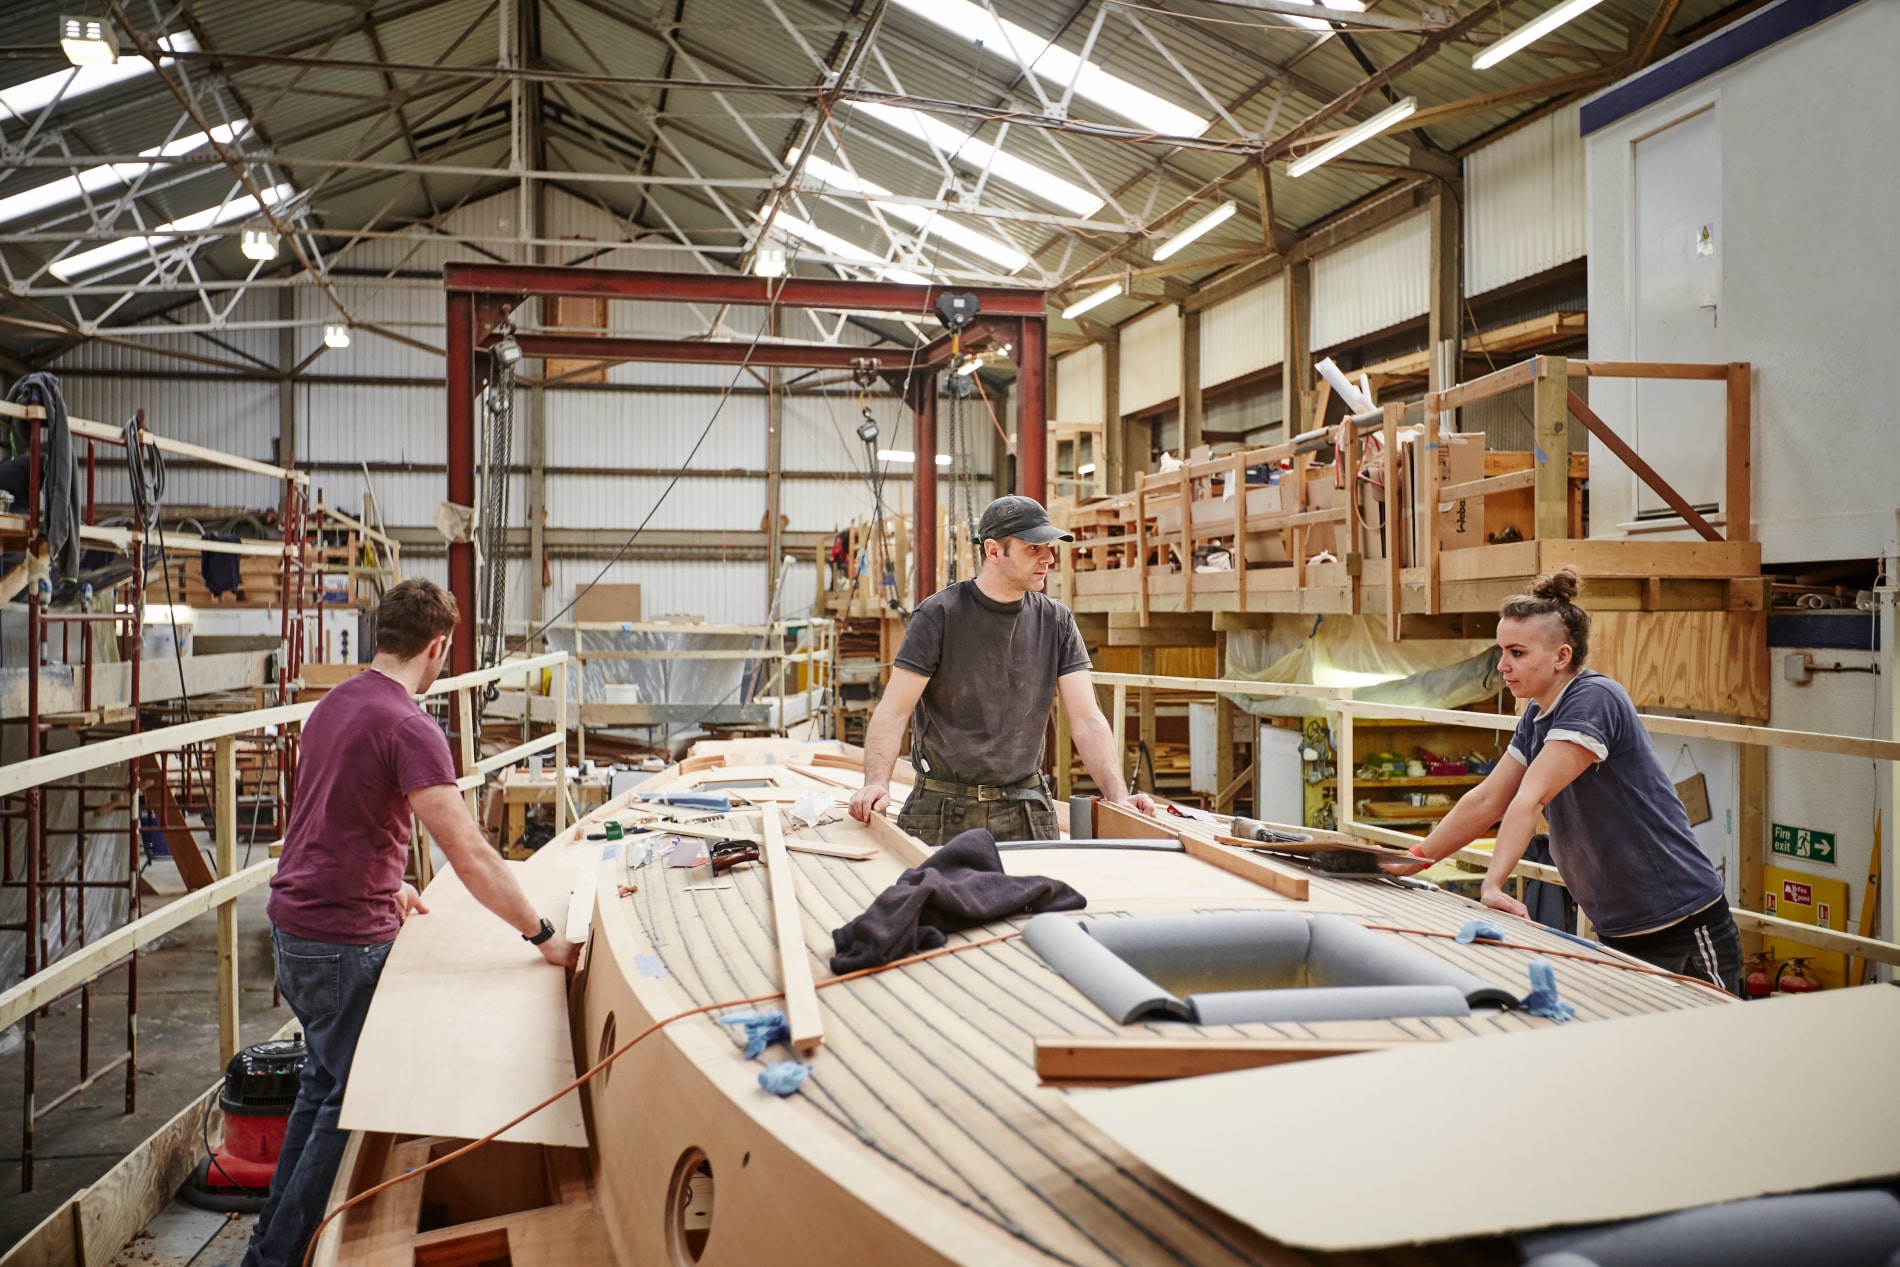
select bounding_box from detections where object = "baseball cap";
[976,495,1074,545]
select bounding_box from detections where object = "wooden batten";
[761,806,825,1055]
[1036,1037,1413,1087]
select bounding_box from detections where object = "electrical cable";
[297,929,1024,1267]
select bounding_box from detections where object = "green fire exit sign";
[1770,823,1836,865]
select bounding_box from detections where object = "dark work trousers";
[241,928,394,1267]
[1599,899,1745,998]
[896,787,1060,846]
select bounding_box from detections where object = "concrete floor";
[0,856,290,1255]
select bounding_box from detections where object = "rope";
[299,930,1023,1267]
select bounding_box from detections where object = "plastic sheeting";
[1222,614,1503,718]
[547,625,774,740]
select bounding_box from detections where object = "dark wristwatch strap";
[523,917,556,946]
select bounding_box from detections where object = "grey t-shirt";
[1507,669,1726,938]
[893,580,1093,786]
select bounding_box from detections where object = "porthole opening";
[665,1147,715,1264]
[596,1012,617,1087]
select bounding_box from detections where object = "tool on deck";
[1229,815,1383,875]
[709,841,761,873]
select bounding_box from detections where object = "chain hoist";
[931,294,983,581]
[477,335,518,701]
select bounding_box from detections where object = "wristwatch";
[523,917,556,946]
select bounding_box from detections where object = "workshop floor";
[0,855,288,1256]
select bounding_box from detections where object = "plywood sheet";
[1592,610,1768,718]
[1066,986,1900,1251]
[339,860,586,1147]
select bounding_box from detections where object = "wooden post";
[1335,707,1356,836]
[1292,450,1311,592]
[553,662,569,834]
[1383,402,1402,643]
[1214,631,1236,814]
[1423,393,1443,615]
[1178,469,1195,614]
[1181,308,1203,456]
[1533,356,1569,543]
[1104,335,1125,494]
[214,736,239,1066]
[1725,362,1751,543]
[1054,698,1073,800]
[1139,645,1157,793]
[1112,682,1128,783]
[456,687,478,820]
[1427,181,1462,402]
[1231,451,1249,612]
[1738,739,1766,955]
[1283,258,1312,434]
[1135,472,1150,627]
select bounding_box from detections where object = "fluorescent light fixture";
[0,121,247,227]
[765,211,929,285]
[857,103,1102,216]
[876,448,915,463]
[1287,96,1417,178]
[323,324,351,349]
[48,181,294,279]
[1269,0,1370,32]
[1153,201,1237,261]
[1077,463,1096,476]
[804,156,1030,273]
[140,603,193,625]
[754,246,786,277]
[1061,282,1121,320]
[240,225,278,261]
[0,32,197,122]
[1473,0,1607,69]
[956,356,982,377]
[888,0,1207,136]
[60,15,119,65]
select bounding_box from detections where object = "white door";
[1631,106,1724,520]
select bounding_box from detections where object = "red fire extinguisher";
[1743,951,1776,999]
[1774,957,1820,994]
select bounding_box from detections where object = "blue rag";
[758,1061,812,1097]
[718,1009,790,1059]
[1520,959,1576,1022]
[1456,918,1507,944]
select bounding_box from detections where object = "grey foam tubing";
[1307,914,1519,1009]
[1187,984,1472,1024]
[1021,913,1192,1023]
[1519,1189,1900,1267]
[1085,911,1314,995]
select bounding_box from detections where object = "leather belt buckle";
[974,784,1002,802]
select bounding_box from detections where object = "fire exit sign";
[1770,823,1836,865]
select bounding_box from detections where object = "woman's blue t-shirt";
[1507,670,1726,937]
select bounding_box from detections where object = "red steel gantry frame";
[441,264,1049,675]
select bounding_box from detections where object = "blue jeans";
[242,928,393,1267]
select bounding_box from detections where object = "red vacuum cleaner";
[180,1038,307,1213]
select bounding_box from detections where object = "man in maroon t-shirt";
[243,580,574,1267]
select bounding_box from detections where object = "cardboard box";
[574,583,642,624]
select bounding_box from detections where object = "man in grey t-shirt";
[848,496,1155,845]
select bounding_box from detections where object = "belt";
[919,774,1048,803]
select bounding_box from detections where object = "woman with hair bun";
[1382,567,1743,995]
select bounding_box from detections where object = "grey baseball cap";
[977,495,1074,545]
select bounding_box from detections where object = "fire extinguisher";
[1743,951,1776,999]
[1775,957,1821,993]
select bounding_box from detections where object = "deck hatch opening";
[1022,911,1519,1025]
[418,1140,555,1231]
[666,1147,715,1264]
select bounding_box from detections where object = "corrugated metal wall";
[1311,210,1430,350]
[1054,343,1106,423]
[1119,305,1181,415]
[1464,102,1586,297]
[1200,274,1284,387]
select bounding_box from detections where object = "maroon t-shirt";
[267,669,458,944]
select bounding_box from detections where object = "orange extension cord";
[298,931,1023,1267]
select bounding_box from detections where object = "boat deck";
[571,745,1729,1266]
